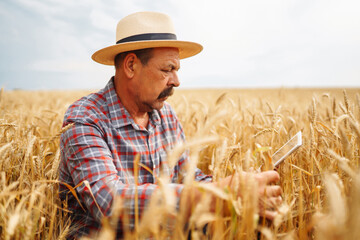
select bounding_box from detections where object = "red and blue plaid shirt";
[59,78,211,238]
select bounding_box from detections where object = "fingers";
[268,196,283,208]
[263,210,278,221]
[275,196,282,205]
[259,196,283,209]
[259,171,280,185]
[259,196,283,220]
[230,170,283,222]
[265,185,282,197]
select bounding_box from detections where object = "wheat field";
[0,87,359,239]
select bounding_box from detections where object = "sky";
[0,0,359,90]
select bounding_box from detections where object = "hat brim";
[92,40,203,65]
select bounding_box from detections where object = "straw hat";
[92,12,203,65]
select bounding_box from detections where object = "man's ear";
[123,53,138,78]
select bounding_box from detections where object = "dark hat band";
[116,33,177,44]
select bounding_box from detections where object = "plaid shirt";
[59,78,211,238]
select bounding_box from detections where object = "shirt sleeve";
[166,104,213,183]
[60,122,183,227]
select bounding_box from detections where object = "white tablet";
[272,131,302,168]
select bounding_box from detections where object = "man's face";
[132,47,180,112]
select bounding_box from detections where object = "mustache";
[158,87,174,99]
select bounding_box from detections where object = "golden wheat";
[0,88,359,239]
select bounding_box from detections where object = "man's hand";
[218,170,282,220]
[253,171,282,220]
[181,170,283,222]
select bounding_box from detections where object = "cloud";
[174,0,360,87]
[28,59,89,72]
[1,0,360,89]
[90,9,117,32]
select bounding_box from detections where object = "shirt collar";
[104,77,161,129]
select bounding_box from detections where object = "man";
[59,11,282,238]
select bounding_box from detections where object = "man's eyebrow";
[168,63,180,71]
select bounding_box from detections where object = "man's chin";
[144,97,169,112]
[156,97,170,108]
[154,101,165,110]
[145,101,164,112]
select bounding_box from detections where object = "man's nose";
[169,71,180,87]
